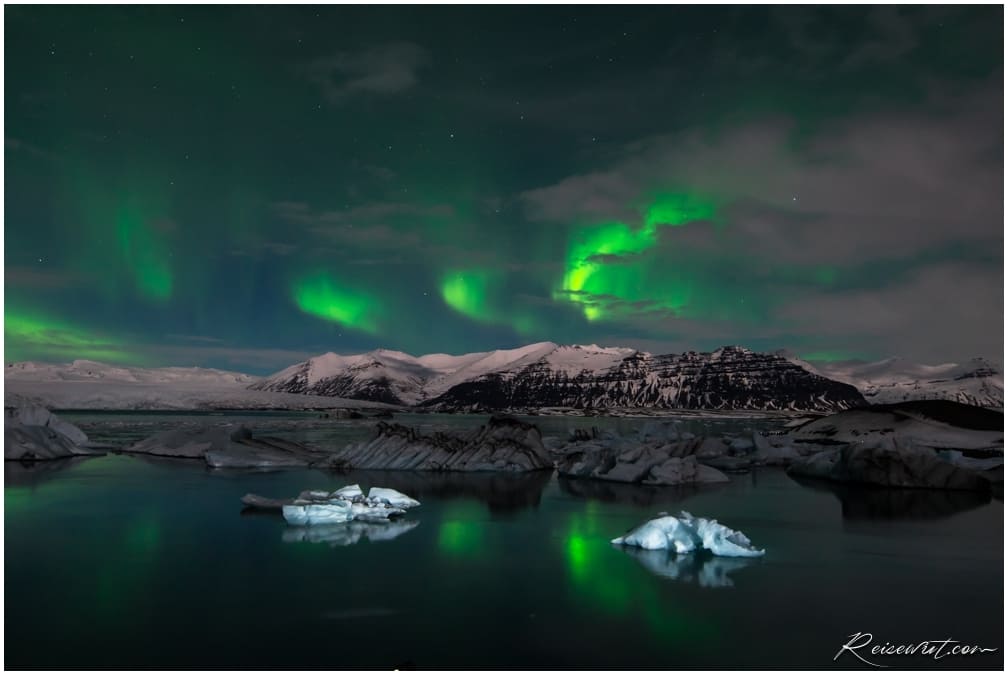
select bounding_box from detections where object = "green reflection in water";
[94,513,163,619]
[437,502,485,556]
[562,500,717,643]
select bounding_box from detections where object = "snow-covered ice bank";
[612,511,765,557]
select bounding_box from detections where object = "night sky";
[5,5,1003,374]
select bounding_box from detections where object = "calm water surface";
[5,413,1003,668]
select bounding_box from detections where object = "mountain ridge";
[250,342,866,412]
[10,345,1001,412]
[794,355,1004,410]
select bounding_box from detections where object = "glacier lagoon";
[4,412,1003,668]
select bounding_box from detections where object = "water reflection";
[558,475,723,507]
[4,456,102,486]
[561,501,720,643]
[617,548,757,587]
[790,476,992,520]
[282,519,419,547]
[343,469,552,516]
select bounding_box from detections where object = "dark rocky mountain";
[424,346,864,412]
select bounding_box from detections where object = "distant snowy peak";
[5,360,255,385]
[254,343,864,412]
[250,342,642,405]
[797,355,1004,411]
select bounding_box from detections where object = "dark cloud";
[304,42,430,103]
[776,263,1003,362]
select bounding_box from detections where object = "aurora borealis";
[5,6,1003,373]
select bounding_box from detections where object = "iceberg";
[366,487,421,509]
[271,484,421,526]
[282,502,354,526]
[612,511,765,558]
[333,484,365,500]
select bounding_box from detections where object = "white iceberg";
[333,484,365,500]
[366,487,421,509]
[350,501,407,522]
[282,501,355,526]
[278,485,420,526]
[612,511,765,558]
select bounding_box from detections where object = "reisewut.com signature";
[834,632,999,667]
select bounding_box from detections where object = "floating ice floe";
[612,511,765,558]
[277,484,421,526]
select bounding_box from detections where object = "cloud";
[521,78,1001,265]
[775,262,1003,362]
[271,199,521,269]
[516,77,1002,360]
[144,344,320,373]
[304,42,430,103]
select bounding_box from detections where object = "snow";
[420,342,642,396]
[257,341,644,403]
[542,344,640,377]
[798,355,1003,409]
[422,342,561,396]
[5,360,255,385]
[4,380,391,411]
[612,511,765,557]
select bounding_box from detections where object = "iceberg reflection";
[282,519,419,547]
[617,547,757,587]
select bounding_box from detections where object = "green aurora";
[4,6,1002,371]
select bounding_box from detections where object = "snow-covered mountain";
[5,359,256,385]
[799,356,1004,410]
[253,343,866,412]
[4,360,388,411]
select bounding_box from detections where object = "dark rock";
[787,442,994,492]
[555,436,730,486]
[240,493,293,509]
[4,405,101,461]
[125,424,328,468]
[325,415,553,472]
